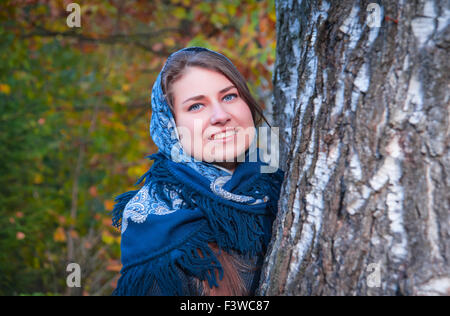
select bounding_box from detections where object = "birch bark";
[259,0,449,296]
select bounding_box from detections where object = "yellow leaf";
[269,11,276,22]
[227,38,235,48]
[34,174,43,184]
[127,165,147,178]
[53,227,66,242]
[173,7,186,19]
[112,121,126,131]
[163,37,175,47]
[102,231,115,245]
[197,2,211,14]
[122,84,130,92]
[36,5,47,15]
[112,94,128,105]
[226,4,236,16]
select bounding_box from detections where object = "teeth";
[212,130,236,140]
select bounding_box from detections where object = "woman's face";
[171,67,255,171]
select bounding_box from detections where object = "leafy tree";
[1,0,277,295]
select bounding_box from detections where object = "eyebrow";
[181,85,236,105]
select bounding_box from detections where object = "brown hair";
[160,47,270,128]
[195,242,259,296]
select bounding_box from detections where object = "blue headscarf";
[111,47,284,296]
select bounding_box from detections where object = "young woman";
[111,47,284,296]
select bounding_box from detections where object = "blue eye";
[224,93,238,102]
[187,94,238,112]
[188,103,203,112]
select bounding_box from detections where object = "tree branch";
[20,25,180,55]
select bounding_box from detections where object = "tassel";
[110,190,140,229]
[110,152,170,230]
[112,224,223,296]
[176,182,274,257]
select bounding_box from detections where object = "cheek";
[238,105,256,149]
[176,118,207,157]
[236,103,254,128]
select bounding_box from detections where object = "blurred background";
[0,0,277,295]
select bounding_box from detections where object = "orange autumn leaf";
[104,200,115,211]
[89,185,98,197]
[102,217,111,227]
[106,263,122,272]
[0,83,11,95]
[69,229,79,239]
[53,227,66,242]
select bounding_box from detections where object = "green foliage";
[0,0,276,295]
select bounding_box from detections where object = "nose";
[210,103,231,125]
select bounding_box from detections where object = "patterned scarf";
[111,47,284,296]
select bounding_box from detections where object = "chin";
[207,146,248,163]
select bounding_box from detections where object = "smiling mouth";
[210,129,238,141]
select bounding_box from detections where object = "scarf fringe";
[112,227,223,296]
[111,153,284,295]
[143,158,284,257]
[111,190,139,229]
[110,153,166,229]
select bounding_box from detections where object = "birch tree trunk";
[259,0,449,296]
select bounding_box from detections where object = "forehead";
[171,67,234,100]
